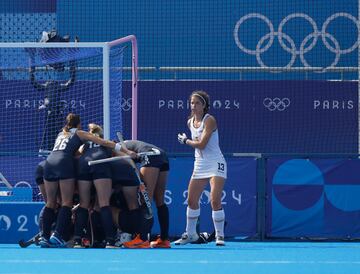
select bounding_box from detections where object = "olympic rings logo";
[0,215,11,231]
[263,98,290,111]
[233,13,360,69]
[121,98,132,111]
[114,98,132,111]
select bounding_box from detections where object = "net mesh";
[0,44,124,201]
[54,0,360,155]
[0,1,359,201]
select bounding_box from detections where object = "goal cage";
[0,35,138,202]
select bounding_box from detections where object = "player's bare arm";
[185,116,217,149]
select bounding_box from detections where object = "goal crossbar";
[0,35,138,140]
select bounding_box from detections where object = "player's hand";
[114,142,122,152]
[177,133,188,144]
[127,150,138,159]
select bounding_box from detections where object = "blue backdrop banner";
[1,80,357,154]
[122,80,357,154]
[266,158,360,238]
[0,156,257,243]
[0,202,43,244]
[158,156,258,237]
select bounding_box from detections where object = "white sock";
[212,209,225,237]
[186,207,200,235]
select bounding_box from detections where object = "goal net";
[0,36,137,201]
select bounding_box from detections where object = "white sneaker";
[215,236,225,246]
[174,232,199,245]
[115,232,133,247]
[119,232,133,244]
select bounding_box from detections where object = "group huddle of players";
[35,113,171,249]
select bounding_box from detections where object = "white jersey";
[188,114,227,179]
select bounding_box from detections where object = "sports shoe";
[192,232,210,244]
[123,234,150,249]
[39,236,54,248]
[215,236,225,246]
[105,239,119,249]
[82,238,91,248]
[150,236,171,248]
[115,232,133,247]
[49,232,67,247]
[92,240,106,248]
[174,232,199,245]
[73,238,82,248]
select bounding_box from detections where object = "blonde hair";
[88,123,103,138]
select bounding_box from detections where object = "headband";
[193,93,207,106]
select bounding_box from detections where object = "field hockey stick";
[38,108,48,150]
[0,172,13,197]
[116,132,153,220]
[89,210,94,248]
[18,231,41,248]
[0,172,12,189]
[88,150,160,166]
[206,221,227,242]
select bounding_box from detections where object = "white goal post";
[0,35,138,141]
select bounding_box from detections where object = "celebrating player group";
[30,89,226,249]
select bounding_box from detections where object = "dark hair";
[189,90,210,116]
[63,113,80,133]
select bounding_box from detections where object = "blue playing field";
[1,242,360,274]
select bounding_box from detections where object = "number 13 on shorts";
[216,160,227,178]
[218,162,225,171]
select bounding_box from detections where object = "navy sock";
[38,206,45,233]
[118,210,133,234]
[140,206,152,241]
[126,208,142,237]
[131,208,141,235]
[157,204,169,240]
[100,206,116,241]
[74,207,89,239]
[55,206,72,239]
[141,216,153,241]
[91,210,105,242]
[42,207,56,239]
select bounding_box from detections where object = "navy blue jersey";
[124,140,169,171]
[44,129,84,181]
[52,130,84,155]
[77,141,113,180]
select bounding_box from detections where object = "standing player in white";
[175,90,227,246]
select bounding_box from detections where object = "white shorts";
[191,157,227,179]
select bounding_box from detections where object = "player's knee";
[79,200,90,209]
[46,200,57,209]
[155,200,164,207]
[187,198,199,209]
[210,199,222,211]
[95,195,109,208]
[62,200,73,208]
[154,193,165,207]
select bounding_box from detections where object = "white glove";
[114,143,122,151]
[177,133,188,144]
